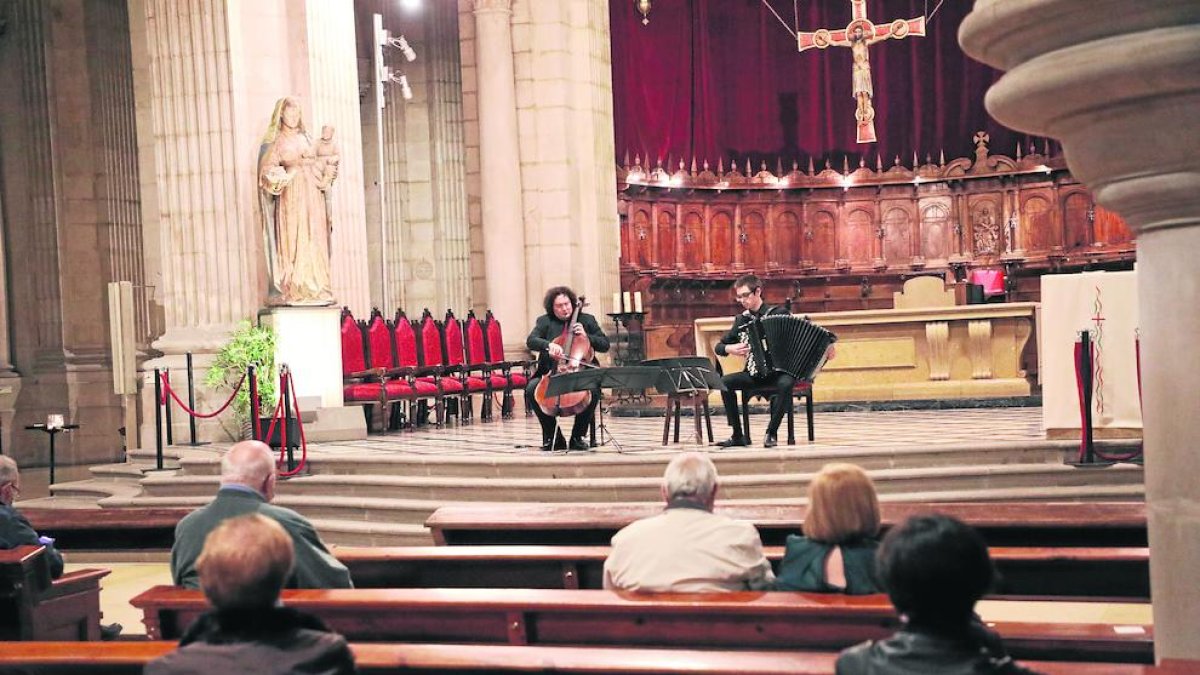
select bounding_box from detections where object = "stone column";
[961,0,1200,660]
[304,1,372,318]
[472,0,529,351]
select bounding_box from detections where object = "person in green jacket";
[170,440,351,589]
[774,462,882,594]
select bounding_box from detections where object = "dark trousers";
[525,374,601,443]
[720,370,795,439]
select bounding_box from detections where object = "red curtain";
[610,0,1049,168]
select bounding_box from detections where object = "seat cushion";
[344,383,383,402]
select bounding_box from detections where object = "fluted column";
[473,0,529,350]
[304,1,371,318]
[428,0,472,311]
[962,1,1200,660]
[141,0,258,354]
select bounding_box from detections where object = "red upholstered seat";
[340,309,388,429]
[969,267,1006,298]
[388,309,445,429]
[483,309,534,417]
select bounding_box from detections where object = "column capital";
[472,0,514,15]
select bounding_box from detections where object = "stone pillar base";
[259,306,344,409]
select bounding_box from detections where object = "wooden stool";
[663,392,714,445]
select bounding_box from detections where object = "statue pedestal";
[259,306,365,442]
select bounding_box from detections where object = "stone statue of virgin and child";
[258,96,340,306]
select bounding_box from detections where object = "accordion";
[738,315,837,381]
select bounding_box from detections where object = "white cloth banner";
[1041,270,1141,433]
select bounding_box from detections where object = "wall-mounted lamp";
[636,0,651,25]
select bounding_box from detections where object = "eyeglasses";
[735,288,758,300]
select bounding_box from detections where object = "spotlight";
[389,34,417,62]
[400,0,421,11]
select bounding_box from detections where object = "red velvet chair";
[414,309,468,426]
[340,308,389,431]
[442,309,493,422]
[483,309,534,418]
[738,380,816,444]
[391,310,445,428]
[969,267,1006,300]
[363,309,437,431]
[464,309,511,422]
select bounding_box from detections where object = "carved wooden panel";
[882,206,913,264]
[682,209,706,269]
[775,209,801,266]
[631,207,653,267]
[741,209,767,269]
[969,198,1001,257]
[1063,192,1092,251]
[708,209,732,268]
[841,208,875,265]
[656,208,675,268]
[810,210,836,264]
[920,202,952,262]
[1095,206,1132,246]
[1020,194,1055,252]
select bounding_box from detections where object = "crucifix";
[797,0,926,143]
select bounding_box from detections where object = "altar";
[693,277,1036,403]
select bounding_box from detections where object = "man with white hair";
[603,452,774,592]
[170,440,351,589]
[0,455,64,578]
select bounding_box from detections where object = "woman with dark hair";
[774,463,882,594]
[836,514,1038,675]
[525,286,610,451]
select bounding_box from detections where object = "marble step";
[132,461,1143,504]
[47,479,143,501]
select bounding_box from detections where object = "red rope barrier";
[160,371,247,419]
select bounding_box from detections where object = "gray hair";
[0,455,17,485]
[220,440,275,488]
[663,452,718,503]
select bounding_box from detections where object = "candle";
[633,291,643,313]
[612,292,622,315]
[622,292,632,314]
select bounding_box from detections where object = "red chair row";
[340,307,532,432]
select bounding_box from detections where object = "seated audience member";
[171,440,352,589]
[603,452,774,592]
[837,514,1038,675]
[147,514,356,675]
[0,455,64,578]
[775,462,882,594]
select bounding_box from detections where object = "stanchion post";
[281,366,295,473]
[1080,330,1095,464]
[163,370,174,447]
[186,352,198,445]
[153,368,164,471]
[248,365,259,441]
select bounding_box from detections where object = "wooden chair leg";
[740,391,752,440]
[662,395,673,445]
[691,396,703,445]
[786,401,796,445]
[806,391,815,442]
[673,399,683,443]
[703,400,714,443]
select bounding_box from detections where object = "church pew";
[21,507,189,550]
[426,501,1147,547]
[0,642,1184,675]
[332,544,1151,600]
[129,586,1154,664]
[0,546,111,640]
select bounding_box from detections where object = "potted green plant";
[205,320,278,439]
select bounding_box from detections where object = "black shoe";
[100,622,123,641]
[763,432,778,448]
[568,437,590,451]
[716,435,749,448]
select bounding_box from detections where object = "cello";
[533,295,595,417]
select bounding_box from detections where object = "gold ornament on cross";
[797,0,926,144]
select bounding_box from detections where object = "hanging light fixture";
[636,0,651,26]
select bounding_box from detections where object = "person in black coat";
[712,274,793,447]
[525,286,610,451]
[0,455,64,579]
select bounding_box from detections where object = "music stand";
[544,367,662,452]
[642,357,725,446]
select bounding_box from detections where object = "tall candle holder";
[607,311,649,405]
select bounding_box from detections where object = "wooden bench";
[333,544,1151,600]
[0,545,110,640]
[0,642,1188,675]
[129,586,1154,663]
[22,507,190,550]
[426,501,1147,547]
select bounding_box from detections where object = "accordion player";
[737,315,838,382]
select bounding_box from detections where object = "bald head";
[220,440,276,498]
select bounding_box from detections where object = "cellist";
[525,286,610,451]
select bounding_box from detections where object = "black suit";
[715,305,795,441]
[525,312,611,446]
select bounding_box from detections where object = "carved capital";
[472,0,514,13]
